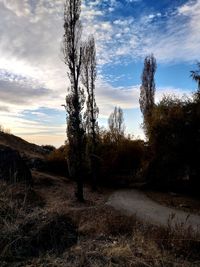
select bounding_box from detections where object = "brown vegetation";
[0,171,200,267]
[0,131,46,159]
[143,94,200,194]
[146,190,200,215]
[45,145,69,176]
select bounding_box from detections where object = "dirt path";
[107,190,200,231]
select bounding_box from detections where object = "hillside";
[0,131,47,159]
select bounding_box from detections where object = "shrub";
[45,145,69,176]
[41,145,56,153]
[0,125,11,134]
[145,94,200,193]
[93,134,145,187]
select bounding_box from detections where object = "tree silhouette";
[62,0,85,202]
[82,35,99,190]
[139,54,157,137]
[82,36,99,139]
[108,107,125,144]
[191,62,200,91]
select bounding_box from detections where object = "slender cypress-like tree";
[82,35,99,190]
[139,54,157,136]
[108,106,125,144]
[191,62,200,91]
[63,0,85,202]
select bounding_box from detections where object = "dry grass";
[146,190,200,215]
[0,181,28,262]
[67,207,200,266]
[0,182,77,264]
[0,173,200,267]
[68,206,136,237]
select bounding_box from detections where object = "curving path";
[107,190,200,232]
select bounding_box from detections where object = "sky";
[0,0,199,147]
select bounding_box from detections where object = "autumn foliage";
[144,93,200,193]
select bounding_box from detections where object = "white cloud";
[142,1,200,62]
[0,0,198,145]
[1,0,31,17]
[95,78,192,118]
[121,0,200,62]
[82,0,200,64]
[126,0,141,2]
[0,79,51,105]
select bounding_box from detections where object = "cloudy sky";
[0,0,199,147]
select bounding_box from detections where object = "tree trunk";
[76,176,84,202]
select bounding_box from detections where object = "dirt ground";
[32,171,111,211]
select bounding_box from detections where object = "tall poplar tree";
[63,0,85,201]
[108,106,125,144]
[139,54,157,137]
[82,35,99,190]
